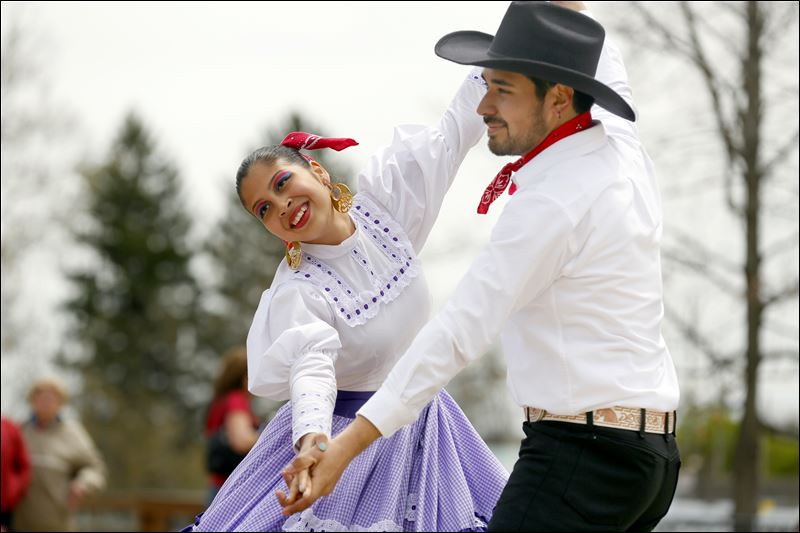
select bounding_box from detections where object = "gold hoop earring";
[330,183,353,213]
[285,241,302,270]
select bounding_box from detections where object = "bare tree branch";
[690,8,744,57]
[717,1,747,21]
[763,349,800,363]
[762,204,800,222]
[679,1,742,165]
[662,249,742,297]
[761,1,800,48]
[669,226,743,274]
[762,318,800,342]
[675,2,749,218]
[646,126,721,155]
[762,128,800,176]
[762,278,800,309]
[661,174,724,199]
[629,2,695,56]
[664,305,738,370]
[618,4,749,227]
[759,419,800,441]
[768,174,800,196]
[724,163,745,216]
[762,230,800,259]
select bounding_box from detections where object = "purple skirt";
[188,390,508,532]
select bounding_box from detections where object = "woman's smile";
[290,202,310,229]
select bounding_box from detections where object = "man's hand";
[275,432,327,507]
[551,1,587,11]
[277,416,382,516]
[278,434,351,516]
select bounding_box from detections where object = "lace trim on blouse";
[289,194,420,327]
[283,509,402,532]
[282,499,489,532]
[469,70,488,89]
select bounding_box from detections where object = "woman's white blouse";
[246,69,486,447]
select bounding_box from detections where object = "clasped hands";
[276,432,346,516]
[277,416,381,516]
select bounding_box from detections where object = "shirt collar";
[512,120,608,189]
[300,214,360,260]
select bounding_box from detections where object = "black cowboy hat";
[435,1,635,121]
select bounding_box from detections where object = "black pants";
[488,420,681,531]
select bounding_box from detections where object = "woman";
[204,346,260,504]
[189,67,507,532]
[1,416,31,531]
[14,377,106,532]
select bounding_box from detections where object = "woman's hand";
[67,480,87,510]
[277,416,382,516]
[275,432,328,507]
[278,433,349,516]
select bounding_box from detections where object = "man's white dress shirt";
[359,29,680,438]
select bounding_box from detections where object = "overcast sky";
[2,1,797,422]
[3,0,519,296]
[4,1,510,217]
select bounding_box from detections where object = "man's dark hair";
[529,76,595,115]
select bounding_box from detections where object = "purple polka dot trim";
[285,194,419,327]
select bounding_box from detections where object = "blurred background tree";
[600,2,799,530]
[62,113,205,489]
[678,403,798,506]
[1,19,76,406]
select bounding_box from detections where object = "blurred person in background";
[1,416,31,531]
[184,33,509,529]
[14,377,106,532]
[204,346,259,504]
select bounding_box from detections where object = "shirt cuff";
[356,386,418,438]
[289,351,337,450]
[291,389,334,451]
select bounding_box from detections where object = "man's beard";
[486,111,548,156]
[488,135,529,156]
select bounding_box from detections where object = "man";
[279,2,680,531]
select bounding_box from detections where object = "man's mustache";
[483,117,507,127]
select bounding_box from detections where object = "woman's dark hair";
[212,346,249,402]
[528,76,595,115]
[235,145,310,199]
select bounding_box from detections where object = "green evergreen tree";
[63,113,205,488]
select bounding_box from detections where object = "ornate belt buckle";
[527,407,546,422]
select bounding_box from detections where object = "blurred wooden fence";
[78,490,205,532]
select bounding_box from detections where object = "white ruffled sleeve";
[583,10,640,146]
[357,68,487,253]
[247,281,342,449]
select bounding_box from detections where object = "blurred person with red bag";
[1,416,32,531]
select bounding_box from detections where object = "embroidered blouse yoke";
[246,69,487,447]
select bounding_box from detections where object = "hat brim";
[436,31,636,122]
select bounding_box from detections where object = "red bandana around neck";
[477,112,593,214]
